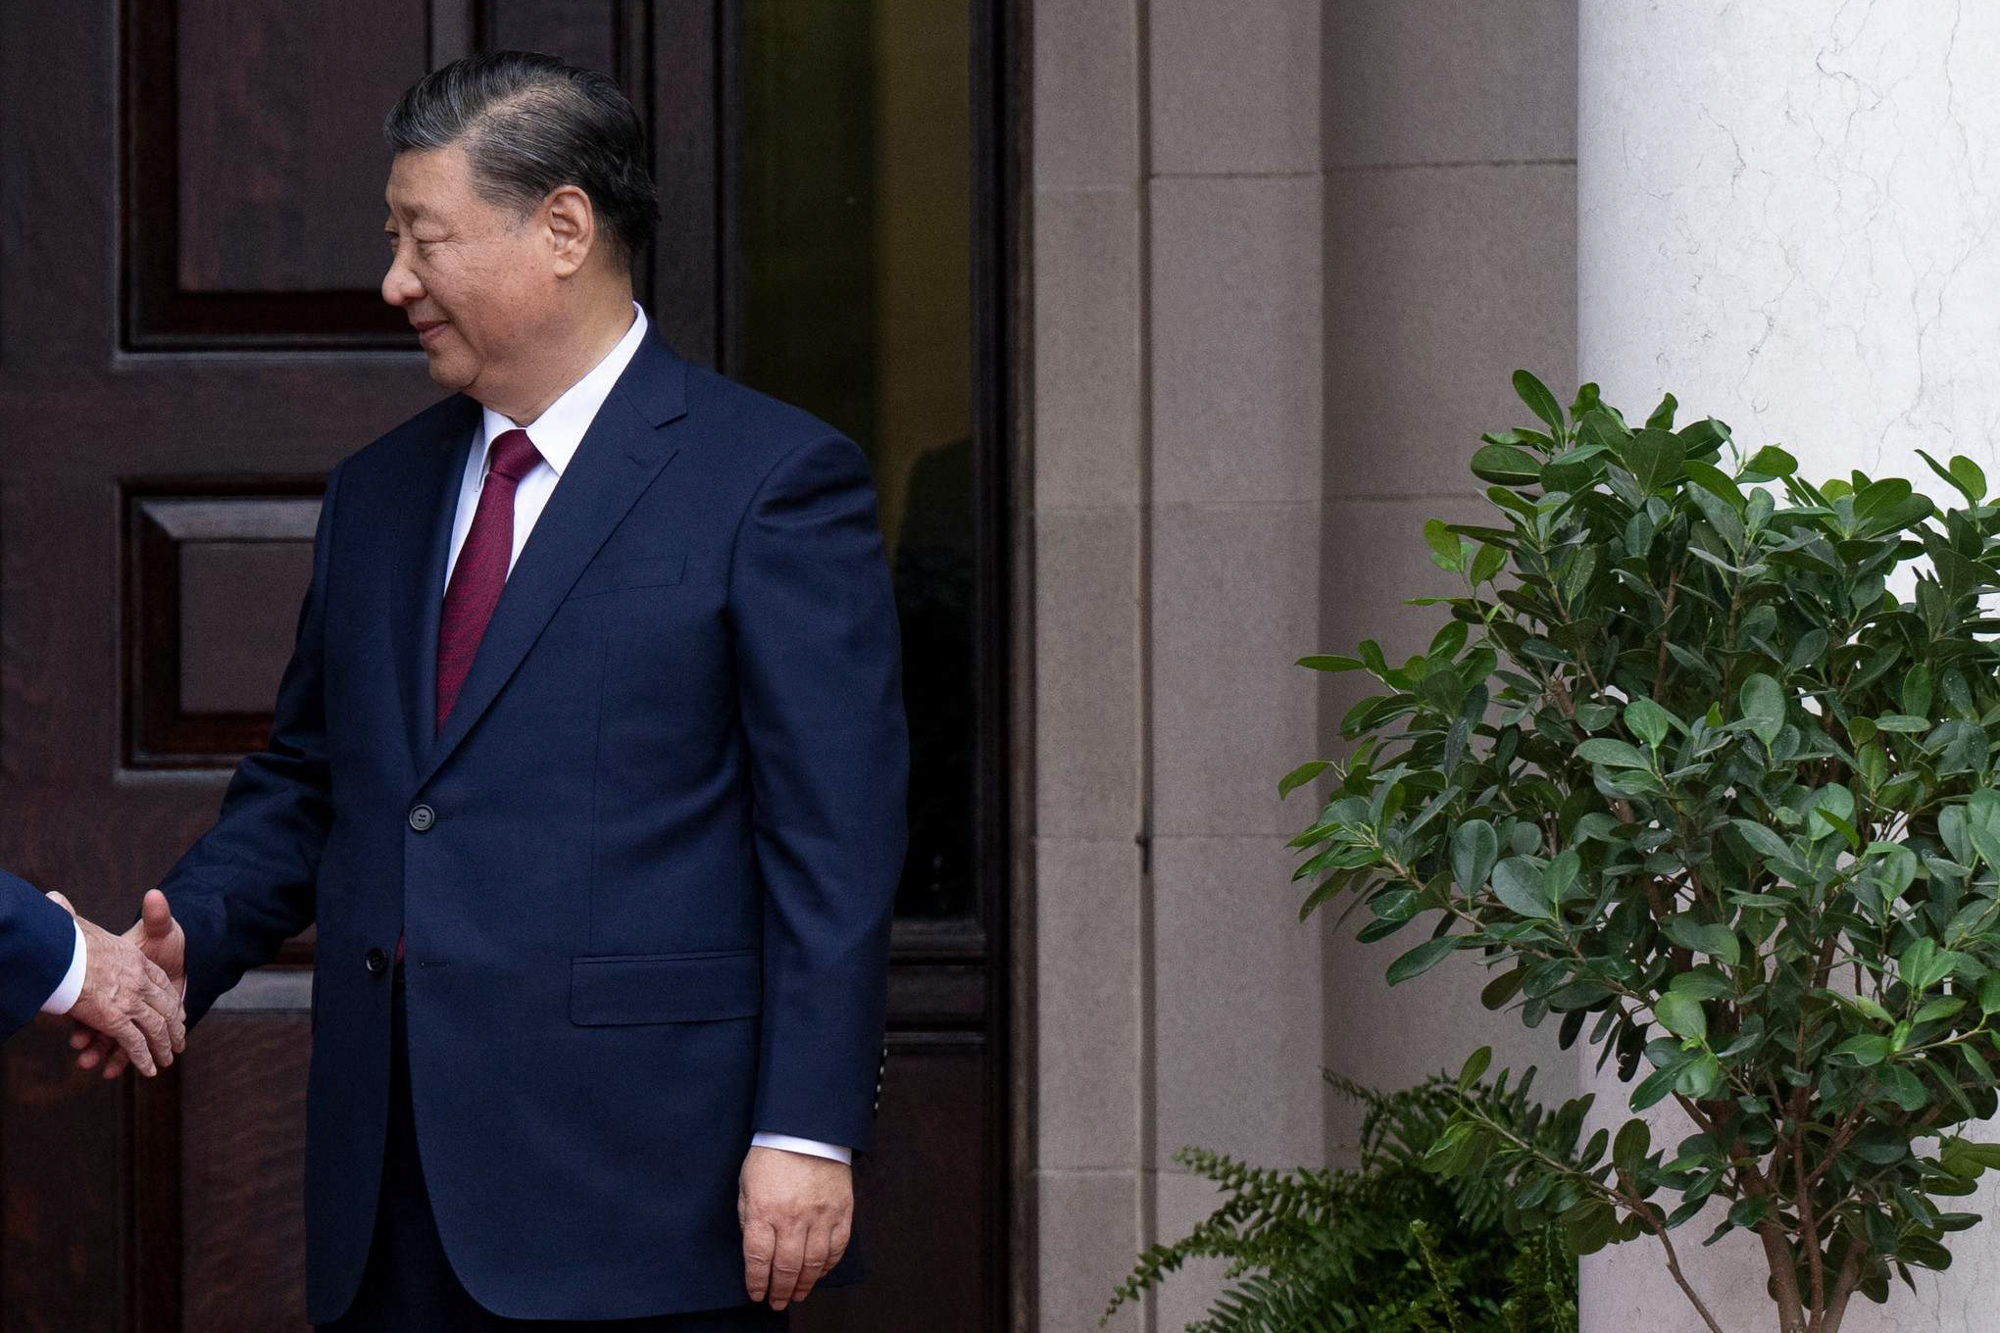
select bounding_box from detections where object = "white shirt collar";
[476,302,650,477]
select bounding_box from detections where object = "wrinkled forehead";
[384,145,469,217]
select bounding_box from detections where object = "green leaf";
[1674,1052,1722,1099]
[1645,392,1678,430]
[1732,820,1795,863]
[1875,1064,1930,1112]
[1296,654,1365,673]
[1386,934,1460,985]
[1669,969,1734,1000]
[1481,967,1524,1010]
[1576,738,1650,770]
[1471,444,1542,485]
[1613,1118,1652,1176]
[1624,696,1679,748]
[1978,974,2000,1015]
[1918,448,1988,505]
[1834,1034,1893,1066]
[1661,915,1741,967]
[1915,996,1967,1026]
[1655,992,1707,1043]
[1852,993,1896,1024]
[1614,427,1687,495]
[1899,938,1961,992]
[1513,369,1565,432]
[1903,664,1934,720]
[1278,760,1329,797]
[1953,455,1987,504]
[1451,819,1499,896]
[1544,848,1581,904]
[1630,1062,1681,1112]
[1423,518,1462,570]
[1469,542,1507,584]
[1744,445,1798,478]
[1457,1046,1492,1091]
[1491,856,1556,920]
[1740,673,1786,747]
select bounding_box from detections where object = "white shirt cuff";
[751,1132,851,1165]
[41,920,86,1015]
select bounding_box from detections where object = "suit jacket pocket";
[569,949,761,1025]
[564,554,687,601]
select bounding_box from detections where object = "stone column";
[1579,4,2000,1329]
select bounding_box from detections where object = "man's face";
[381,144,555,403]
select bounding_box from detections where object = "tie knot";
[487,429,542,484]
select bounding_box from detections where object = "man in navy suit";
[1,875,183,1072]
[75,52,906,1330]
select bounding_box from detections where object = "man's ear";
[544,185,596,278]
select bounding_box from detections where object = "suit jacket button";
[408,803,436,832]
[365,946,389,975]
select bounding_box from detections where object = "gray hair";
[384,51,658,268]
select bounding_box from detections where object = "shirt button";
[365,947,389,975]
[408,804,436,832]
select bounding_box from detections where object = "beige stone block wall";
[1317,0,1582,1144]
[1029,0,1329,1327]
[1029,0,1577,1327]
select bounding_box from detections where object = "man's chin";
[421,350,476,392]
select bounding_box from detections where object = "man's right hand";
[46,891,185,1079]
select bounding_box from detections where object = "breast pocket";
[564,554,687,601]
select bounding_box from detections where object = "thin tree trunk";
[1813,1244,1865,1333]
[1757,1220,1809,1333]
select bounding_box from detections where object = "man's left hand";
[738,1144,852,1310]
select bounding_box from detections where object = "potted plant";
[1289,372,2000,1333]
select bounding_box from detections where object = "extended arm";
[0,871,81,1038]
[160,461,345,1025]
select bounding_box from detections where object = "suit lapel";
[390,397,480,778]
[415,334,688,787]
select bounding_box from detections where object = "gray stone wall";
[1317,0,1581,1145]
[1028,0,1325,1327]
[1027,1,1578,1328]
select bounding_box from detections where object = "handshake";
[47,888,187,1079]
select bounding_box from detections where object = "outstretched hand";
[68,889,186,1079]
[47,890,185,1079]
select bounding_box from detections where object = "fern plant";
[1103,1070,1579,1332]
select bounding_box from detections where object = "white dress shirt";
[445,304,850,1168]
[40,920,86,1015]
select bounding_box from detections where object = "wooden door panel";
[174,1014,313,1332]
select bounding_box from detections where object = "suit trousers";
[318,972,789,1333]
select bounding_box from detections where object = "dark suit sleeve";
[161,461,343,1025]
[0,870,76,1039]
[730,434,908,1153]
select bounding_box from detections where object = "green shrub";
[1103,1070,1578,1332]
[1290,373,2000,1332]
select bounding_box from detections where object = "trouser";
[318,973,788,1333]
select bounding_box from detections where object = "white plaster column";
[1579,4,2000,1330]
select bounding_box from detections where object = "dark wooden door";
[0,4,1009,1330]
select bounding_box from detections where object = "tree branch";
[1814,1242,1865,1333]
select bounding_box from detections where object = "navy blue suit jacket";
[160,330,909,1322]
[0,871,72,1039]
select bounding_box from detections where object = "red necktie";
[435,428,543,732]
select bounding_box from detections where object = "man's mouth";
[412,320,448,347]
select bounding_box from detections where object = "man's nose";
[382,257,421,307]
